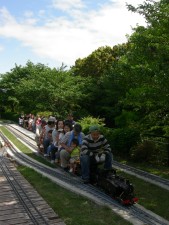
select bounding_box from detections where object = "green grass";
[1,125,169,222]
[0,126,54,168]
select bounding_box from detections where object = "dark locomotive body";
[76,159,138,205]
[93,168,138,205]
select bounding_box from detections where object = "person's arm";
[101,136,112,154]
[81,138,91,156]
[60,132,72,153]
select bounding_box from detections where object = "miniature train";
[92,168,138,205]
[75,158,138,206]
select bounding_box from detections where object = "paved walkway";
[0,147,66,225]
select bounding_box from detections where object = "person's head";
[47,116,56,127]
[89,125,100,141]
[56,120,64,130]
[67,113,73,121]
[41,119,47,127]
[71,138,79,148]
[64,122,72,133]
[73,123,82,135]
[48,129,53,137]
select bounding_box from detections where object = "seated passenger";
[48,120,65,163]
[80,125,113,183]
[68,138,80,173]
[35,118,47,152]
[55,122,72,163]
[60,123,85,171]
[64,113,76,127]
[19,114,24,127]
[43,117,56,156]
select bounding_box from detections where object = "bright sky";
[0,0,146,74]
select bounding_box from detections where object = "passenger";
[35,118,46,152]
[39,120,47,152]
[28,114,34,131]
[60,123,85,171]
[69,138,80,173]
[43,117,56,156]
[18,114,24,127]
[48,120,65,163]
[32,114,37,133]
[80,125,113,184]
[23,114,30,129]
[64,113,76,127]
[40,129,53,154]
[55,122,73,163]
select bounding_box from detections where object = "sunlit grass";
[0,126,55,168]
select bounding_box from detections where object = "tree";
[0,61,87,117]
[120,0,169,133]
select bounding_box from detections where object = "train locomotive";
[75,153,138,206]
[92,168,138,205]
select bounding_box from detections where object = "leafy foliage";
[110,128,141,156]
[78,116,105,134]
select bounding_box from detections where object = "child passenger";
[69,138,80,173]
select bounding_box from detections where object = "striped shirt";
[81,134,112,156]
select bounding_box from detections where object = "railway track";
[1,123,169,225]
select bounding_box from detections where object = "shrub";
[110,128,141,156]
[130,140,157,163]
[1,112,19,123]
[78,116,105,134]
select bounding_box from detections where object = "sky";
[0,0,147,74]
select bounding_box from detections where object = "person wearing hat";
[80,125,113,183]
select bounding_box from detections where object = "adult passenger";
[48,120,65,163]
[80,125,113,183]
[43,116,56,156]
[64,113,76,127]
[60,123,85,171]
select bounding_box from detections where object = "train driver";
[80,125,113,184]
